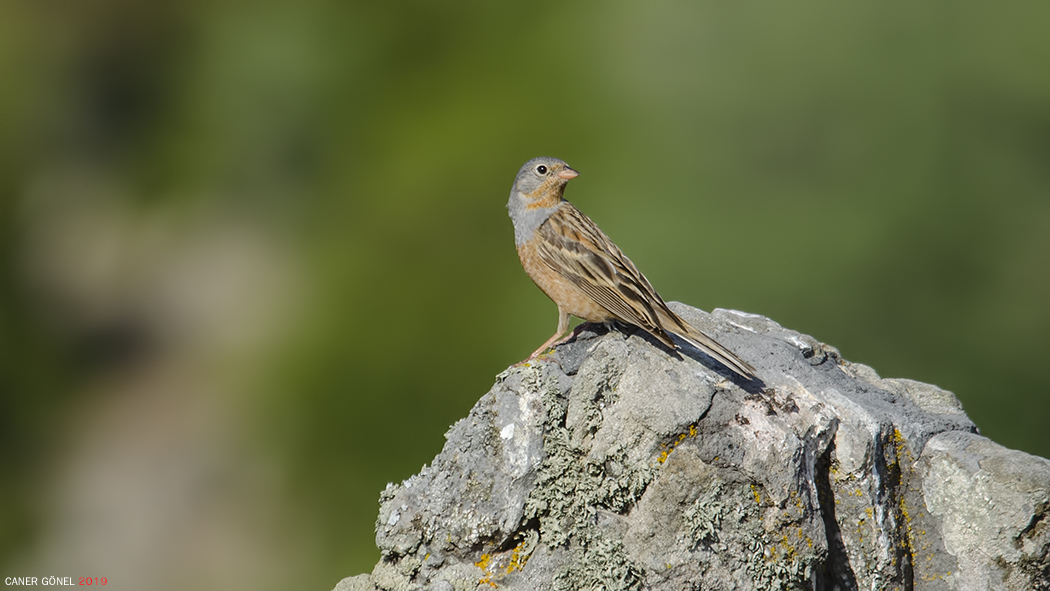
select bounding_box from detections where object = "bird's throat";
[524,182,565,210]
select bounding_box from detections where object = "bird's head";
[511,156,579,208]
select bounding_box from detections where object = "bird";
[506,156,757,381]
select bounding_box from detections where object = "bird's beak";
[558,167,580,180]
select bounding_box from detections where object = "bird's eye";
[536,165,548,175]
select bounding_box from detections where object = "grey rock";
[333,304,1049,591]
[332,574,374,591]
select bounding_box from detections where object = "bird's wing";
[534,203,677,346]
[536,203,757,381]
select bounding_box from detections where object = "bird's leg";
[523,307,572,362]
[550,324,585,348]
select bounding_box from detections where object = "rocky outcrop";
[333,304,1050,590]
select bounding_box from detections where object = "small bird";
[507,156,757,381]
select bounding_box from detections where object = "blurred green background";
[1,1,1047,589]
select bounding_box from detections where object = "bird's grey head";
[507,157,580,247]
[511,156,578,195]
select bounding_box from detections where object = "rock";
[333,574,374,591]
[333,304,1050,591]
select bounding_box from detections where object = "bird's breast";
[517,235,614,323]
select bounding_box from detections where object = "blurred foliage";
[0,0,1047,588]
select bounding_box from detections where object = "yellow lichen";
[656,423,699,464]
[778,535,798,561]
[475,554,498,588]
[505,540,531,574]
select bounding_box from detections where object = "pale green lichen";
[519,355,650,590]
[681,478,816,591]
[522,426,653,547]
[553,529,642,591]
[684,481,728,550]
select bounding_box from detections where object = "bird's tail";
[671,319,757,381]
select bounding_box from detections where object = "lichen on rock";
[334,304,1050,591]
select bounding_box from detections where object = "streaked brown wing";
[535,203,677,345]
